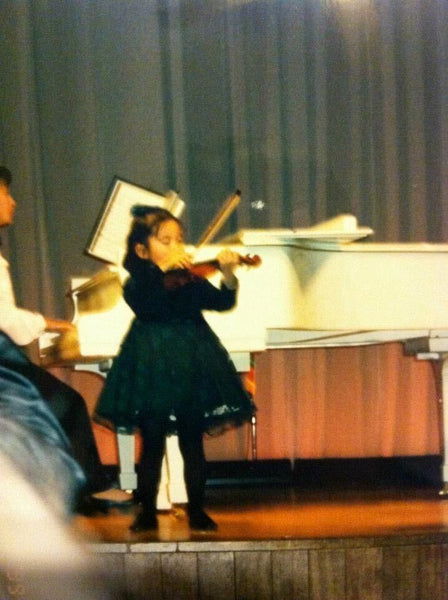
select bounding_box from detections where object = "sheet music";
[86,178,185,264]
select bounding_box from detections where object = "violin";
[163,253,262,290]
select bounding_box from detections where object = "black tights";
[138,414,206,514]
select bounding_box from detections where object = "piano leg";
[439,356,448,496]
[116,432,137,491]
[250,414,257,460]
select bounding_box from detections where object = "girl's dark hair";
[0,167,12,186]
[123,207,183,272]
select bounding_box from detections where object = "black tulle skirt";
[95,318,255,435]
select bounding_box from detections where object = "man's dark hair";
[0,167,12,186]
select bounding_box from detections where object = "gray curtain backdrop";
[1,0,447,459]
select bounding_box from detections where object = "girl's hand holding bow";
[158,247,192,272]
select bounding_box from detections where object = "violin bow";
[196,189,241,247]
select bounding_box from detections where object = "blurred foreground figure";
[0,366,131,600]
[0,365,84,515]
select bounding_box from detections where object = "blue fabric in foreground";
[0,359,85,513]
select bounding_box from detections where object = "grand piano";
[39,187,448,495]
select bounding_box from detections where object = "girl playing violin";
[95,207,255,532]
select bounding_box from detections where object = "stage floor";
[75,485,448,544]
[73,484,448,600]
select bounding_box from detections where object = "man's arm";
[0,255,74,346]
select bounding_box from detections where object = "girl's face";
[144,219,184,267]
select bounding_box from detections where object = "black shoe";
[130,511,158,532]
[76,496,111,516]
[188,509,218,531]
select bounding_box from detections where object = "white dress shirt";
[0,252,46,346]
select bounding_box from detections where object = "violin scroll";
[237,254,262,268]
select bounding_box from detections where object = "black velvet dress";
[95,258,255,435]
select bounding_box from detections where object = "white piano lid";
[220,214,374,246]
[85,177,185,265]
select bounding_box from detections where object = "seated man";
[0,166,130,511]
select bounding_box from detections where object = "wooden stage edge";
[77,457,448,599]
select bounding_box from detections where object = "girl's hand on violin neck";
[217,248,239,269]
[217,248,239,289]
[158,247,192,272]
